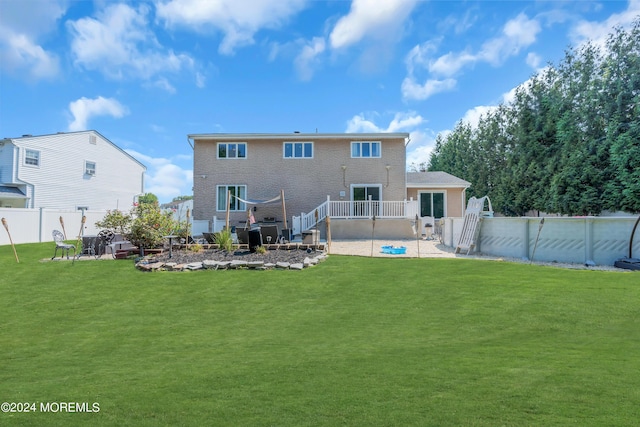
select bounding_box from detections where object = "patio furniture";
[78,235,99,259]
[260,225,279,245]
[96,229,116,257]
[52,230,76,259]
[202,232,216,244]
[235,227,249,244]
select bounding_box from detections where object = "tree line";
[426,19,640,216]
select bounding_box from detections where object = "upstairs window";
[351,141,381,158]
[218,142,246,159]
[283,142,313,159]
[85,161,96,176]
[25,149,40,166]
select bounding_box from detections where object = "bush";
[96,203,186,250]
[95,210,132,235]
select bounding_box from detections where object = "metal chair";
[97,229,116,257]
[52,230,76,259]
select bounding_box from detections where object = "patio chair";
[235,227,249,244]
[97,229,116,256]
[202,232,216,244]
[52,229,76,259]
[260,225,279,245]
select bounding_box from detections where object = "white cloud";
[294,37,326,81]
[0,0,66,80]
[0,32,61,80]
[125,149,193,202]
[68,96,128,132]
[526,52,542,69]
[403,12,542,101]
[345,111,425,133]
[150,77,177,94]
[329,0,418,49]
[155,0,307,55]
[195,72,206,88]
[570,0,640,47]
[401,77,457,101]
[68,3,194,81]
[478,13,541,65]
[406,129,438,168]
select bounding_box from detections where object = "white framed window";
[283,142,313,159]
[25,149,40,166]
[217,142,246,159]
[85,161,96,176]
[351,141,381,158]
[217,185,247,212]
[419,191,446,219]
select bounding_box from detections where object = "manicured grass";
[1,243,639,426]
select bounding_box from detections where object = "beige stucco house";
[188,133,469,238]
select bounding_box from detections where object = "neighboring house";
[161,199,193,222]
[0,131,146,210]
[189,132,469,238]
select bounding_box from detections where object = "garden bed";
[136,245,327,271]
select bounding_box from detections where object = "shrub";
[97,202,186,250]
[95,210,132,235]
[188,243,204,253]
[215,228,234,252]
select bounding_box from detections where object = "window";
[217,185,247,212]
[218,142,246,159]
[283,142,313,158]
[351,141,381,158]
[85,161,96,176]
[25,149,40,166]
[420,192,445,218]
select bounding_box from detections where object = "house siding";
[6,131,145,210]
[193,135,407,226]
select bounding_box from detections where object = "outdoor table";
[164,235,179,258]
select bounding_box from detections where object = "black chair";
[236,227,249,244]
[260,225,279,245]
[202,232,216,244]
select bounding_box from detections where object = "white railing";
[292,197,419,233]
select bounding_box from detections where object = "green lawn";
[1,243,639,426]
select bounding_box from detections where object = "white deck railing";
[293,197,419,234]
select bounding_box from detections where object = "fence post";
[585,217,595,266]
[39,207,45,242]
[522,218,530,260]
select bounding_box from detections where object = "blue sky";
[1,0,639,203]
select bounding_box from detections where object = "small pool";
[381,245,407,255]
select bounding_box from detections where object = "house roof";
[406,171,471,189]
[188,132,410,141]
[0,186,27,198]
[5,130,147,170]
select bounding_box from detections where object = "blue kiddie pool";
[381,245,407,255]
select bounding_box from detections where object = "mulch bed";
[151,247,323,265]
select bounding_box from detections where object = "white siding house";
[0,131,146,210]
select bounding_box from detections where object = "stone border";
[136,253,328,272]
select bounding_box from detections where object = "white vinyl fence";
[0,208,110,245]
[441,216,640,266]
